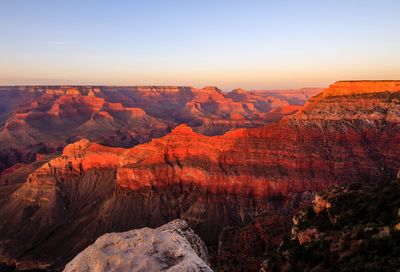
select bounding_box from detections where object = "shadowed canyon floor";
[0,81,399,271]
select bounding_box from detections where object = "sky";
[1,0,400,90]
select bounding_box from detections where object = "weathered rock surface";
[63,219,212,272]
[0,81,398,270]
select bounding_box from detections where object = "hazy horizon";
[0,83,326,92]
[1,0,400,89]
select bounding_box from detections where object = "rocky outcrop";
[0,81,398,270]
[264,181,400,271]
[0,86,319,172]
[63,220,212,272]
[312,194,332,214]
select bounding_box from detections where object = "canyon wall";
[0,81,398,270]
[0,86,319,172]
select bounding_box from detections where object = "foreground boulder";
[63,220,212,272]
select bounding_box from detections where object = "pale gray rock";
[63,219,212,272]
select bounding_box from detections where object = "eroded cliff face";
[215,192,314,271]
[0,81,398,270]
[0,86,318,172]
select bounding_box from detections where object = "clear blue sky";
[1,0,399,90]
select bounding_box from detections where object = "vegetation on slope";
[265,181,400,272]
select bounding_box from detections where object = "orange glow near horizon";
[1,1,399,90]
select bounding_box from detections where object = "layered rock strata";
[0,81,398,270]
[0,86,319,172]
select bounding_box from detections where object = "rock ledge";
[63,219,212,272]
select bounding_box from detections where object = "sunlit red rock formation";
[0,86,319,172]
[323,80,400,96]
[0,81,398,270]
